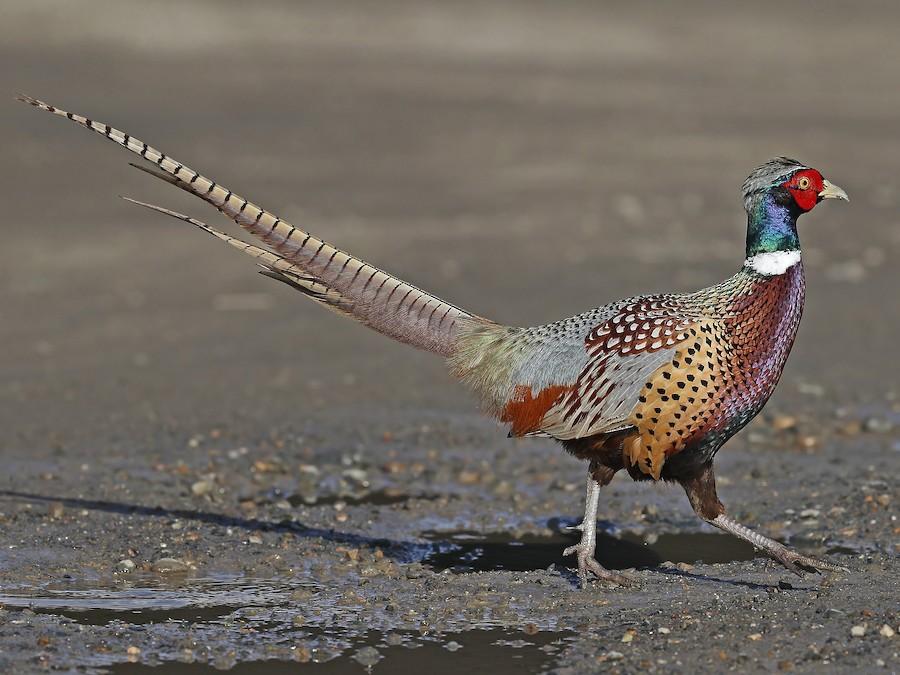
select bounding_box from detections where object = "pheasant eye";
[797,176,811,190]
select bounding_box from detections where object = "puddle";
[0,574,304,626]
[27,604,232,625]
[0,572,574,672]
[108,629,569,674]
[422,530,758,572]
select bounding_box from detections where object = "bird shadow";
[551,560,785,591]
[652,566,793,591]
[0,490,431,563]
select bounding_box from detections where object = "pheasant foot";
[563,474,635,587]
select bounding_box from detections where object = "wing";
[509,297,697,441]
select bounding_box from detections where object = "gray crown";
[741,157,807,210]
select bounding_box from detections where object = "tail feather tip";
[16,94,44,107]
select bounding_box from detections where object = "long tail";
[123,198,359,319]
[19,95,485,356]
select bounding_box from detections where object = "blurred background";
[1,3,899,671]
[3,0,898,453]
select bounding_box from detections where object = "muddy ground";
[2,1,899,672]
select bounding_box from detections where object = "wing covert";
[535,298,696,440]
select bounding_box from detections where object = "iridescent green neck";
[745,192,800,257]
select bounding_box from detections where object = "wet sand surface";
[2,1,899,672]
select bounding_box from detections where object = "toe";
[768,550,805,576]
[584,559,637,587]
[795,555,848,574]
[786,561,806,577]
[776,550,848,576]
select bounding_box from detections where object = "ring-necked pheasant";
[20,95,849,586]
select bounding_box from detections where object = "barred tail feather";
[19,95,483,356]
[122,199,355,318]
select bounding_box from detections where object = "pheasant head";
[741,157,848,264]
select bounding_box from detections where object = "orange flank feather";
[501,384,570,436]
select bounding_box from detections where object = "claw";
[770,548,848,576]
[580,555,637,587]
[781,557,805,577]
[563,542,636,588]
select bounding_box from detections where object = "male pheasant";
[20,96,849,586]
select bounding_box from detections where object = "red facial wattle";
[781,168,824,212]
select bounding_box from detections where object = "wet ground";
[2,0,899,672]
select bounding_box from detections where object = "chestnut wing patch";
[500,384,572,436]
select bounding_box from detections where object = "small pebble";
[606,651,624,661]
[212,652,237,670]
[405,565,425,579]
[444,641,463,652]
[191,480,214,496]
[796,382,825,397]
[343,468,369,485]
[152,558,190,574]
[352,646,382,668]
[458,470,481,485]
[796,435,818,450]
[863,417,893,433]
[879,624,895,638]
[850,625,866,638]
[771,415,797,431]
[115,559,136,574]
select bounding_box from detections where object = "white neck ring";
[745,250,802,275]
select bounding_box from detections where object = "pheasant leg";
[709,514,847,575]
[682,462,847,576]
[563,472,635,587]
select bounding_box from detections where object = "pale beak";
[818,179,849,202]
